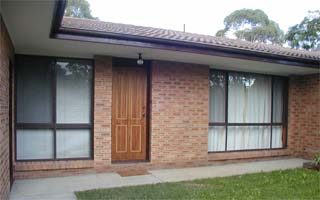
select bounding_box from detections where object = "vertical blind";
[56,61,92,123]
[208,70,287,152]
[56,129,91,159]
[16,129,54,160]
[16,58,53,123]
[16,56,93,160]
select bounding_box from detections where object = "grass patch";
[76,168,319,200]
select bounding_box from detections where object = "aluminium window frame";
[208,69,289,153]
[14,54,95,162]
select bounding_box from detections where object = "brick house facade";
[0,1,319,199]
[10,57,320,180]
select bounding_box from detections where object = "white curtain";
[226,73,272,150]
[227,126,270,150]
[208,72,284,151]
[56,61,92,123]
[272,79,284,148]
[228,73,271,123]
[56,129,91,158]
[272,126,283,148]
[227,73,271,150]
[209,71,226,122]
[208,126,226,151]
[16,129,54,160]
[273,79,284,122]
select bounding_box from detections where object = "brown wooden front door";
[112,66,147,161]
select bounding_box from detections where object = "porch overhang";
[1,0,319,76]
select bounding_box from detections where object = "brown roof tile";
[62,17,320,61]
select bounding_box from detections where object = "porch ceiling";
[1,1,319,76]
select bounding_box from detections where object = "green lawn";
[76,168,319,200]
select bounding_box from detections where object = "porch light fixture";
[137,53,144,65]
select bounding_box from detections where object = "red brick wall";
[0,16,14,200]
[150,61,209,165]
[288,74,320,159]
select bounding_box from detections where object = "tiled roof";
[62,17,320,62]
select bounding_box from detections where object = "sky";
[87,0,317,36]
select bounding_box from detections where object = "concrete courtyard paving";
[10,158,307,200]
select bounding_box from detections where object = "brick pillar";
[150,61,209,165]
[94,56,113,166]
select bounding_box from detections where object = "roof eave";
[51,0,319,69]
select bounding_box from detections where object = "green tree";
[216,9,284,44]
[285,11,320,51]
[64,0,98,20]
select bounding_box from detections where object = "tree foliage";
[65,0,98,20]
[216,9,284,44]
[285,10,320,51]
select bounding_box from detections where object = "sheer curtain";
[209,71,225,122]
[208,71,285,151]
[228,73,271,123]
[273,79,284,123]
[272,126,283,148]
[208,127,226,151]
[208,71,226,151]
[227,73,271,150]
[227,126,270,150]
[272,79,284,148]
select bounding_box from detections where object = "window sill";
[14,159,95,171]
[208,148,290,162]
[208,147,287,154]
[15,157,93,162]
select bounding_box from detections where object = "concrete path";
[10,158,307,200]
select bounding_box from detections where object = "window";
[209,70,287,152]
[15,56,93,160]
[16,57,53,123]
[16,129,54,160]
[56,60,92,124]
